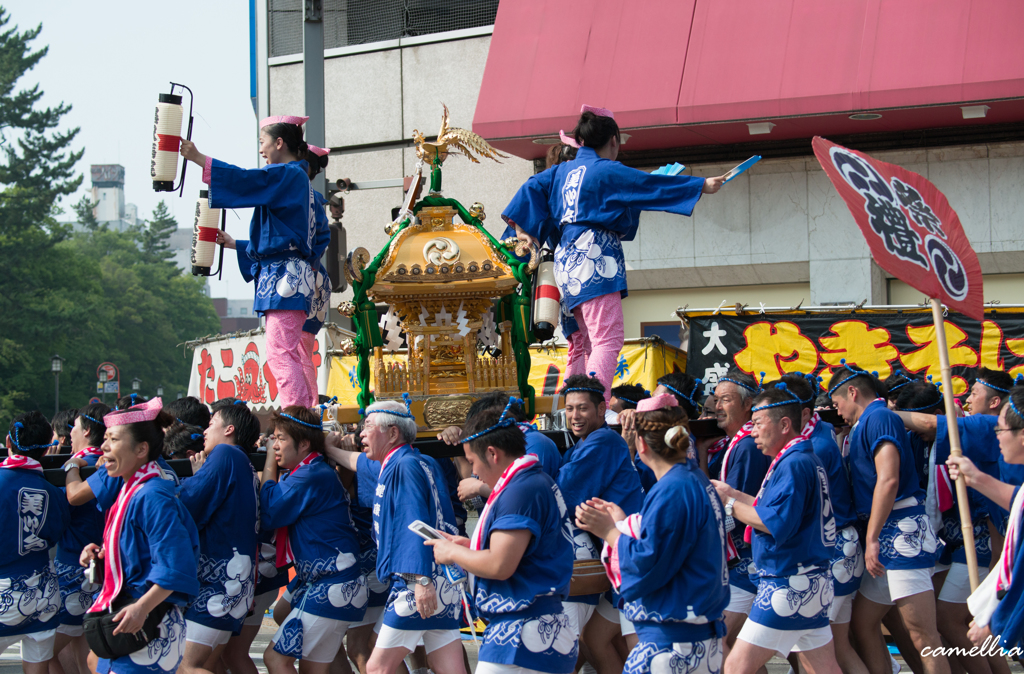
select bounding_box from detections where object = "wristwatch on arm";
[724,497,736,533]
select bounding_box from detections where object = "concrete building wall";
[267,32,535,308]
[627,143,1024,307]
[265,27,1024,329]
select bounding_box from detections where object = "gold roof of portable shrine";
[368,204,518,299]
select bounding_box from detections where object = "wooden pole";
[930,298,980,591]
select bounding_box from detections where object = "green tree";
[138,200,176,263]
[71,194,100,230]
[0,7,220,429]
[0,7,84,423]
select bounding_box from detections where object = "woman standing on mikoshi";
[180,116,319,408]
[502,106,728,401]
[576,394,730,674]
[80,398,200,674]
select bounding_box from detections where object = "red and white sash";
[718,421,754,561]
[601,513,643,589]
[89,461,164,613]
[275,451,321,567]
[0,455,43,472]
[997,484,1024,597]
[743,413,819,544]
[469,454,539,590]
[74,446,103,460]
[707,436,728,459]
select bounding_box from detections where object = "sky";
[9,0,257,299]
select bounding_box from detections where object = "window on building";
[227,308,233,316]
[240,307,247,315]
[270,0,500,57]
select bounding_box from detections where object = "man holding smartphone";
[360,400,464,674]
[426,402,575,674]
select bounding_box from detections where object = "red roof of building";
[473,0,1024,159]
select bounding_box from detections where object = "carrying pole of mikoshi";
[930,298,980,591]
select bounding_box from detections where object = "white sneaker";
[890,654,902,674]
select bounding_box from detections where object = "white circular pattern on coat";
[521,613,575,655]
[894,517,922,557]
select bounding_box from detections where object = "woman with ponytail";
[503,106,728,403]
[180,117,322,408]
[576,394,730,674]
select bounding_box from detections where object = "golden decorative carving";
[422,396,476,429]
[412,104,509,165]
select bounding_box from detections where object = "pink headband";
[559,130,579,148]
[103,397,164,427]
[260,115,309,128]
[581,104,614,119]
[636,394,678,412]
[307,144,329,158]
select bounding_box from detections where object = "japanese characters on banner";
[187,326,344,411]
[686,310,1024,397]
[812,137,984,320]
[325,338,687,406]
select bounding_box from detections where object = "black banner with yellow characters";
[685,308,1024,397]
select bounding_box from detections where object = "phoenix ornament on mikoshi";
[413,104,509,165]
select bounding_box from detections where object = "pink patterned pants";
[567,292,624,403]
[265,310,310,408]
[300,331,319,406]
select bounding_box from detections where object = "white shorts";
[0,628,56,663]
[244,589,278,627]
[725,586,756,615]
[562,601,596,641]
[55,623,84,637]
[858,568,935,606]
[933,562,951,575]
[595,594,619,624]
[185,620,232,648]
[476,663,551,674]
[938,563,989,604]
[272,609,351,663]
[373,624,459,654]
[620,611,636,637]
[351,604,384,629]
[282,587,293,603]
[829,592,855,624]
[738,621,833,656]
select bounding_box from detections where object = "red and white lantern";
[191,191,221,276]
[532,250,560,341]
[151,93,184,191]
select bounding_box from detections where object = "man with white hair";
[358,400,465,674]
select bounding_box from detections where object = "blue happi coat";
[260,455,367,622]
[616,462,730,645]
[933,414,1000,566]
[86,456,180,512]
[847,401,935,570]
[474,463,575,674]
[0,466,70,637]
[723,434,770,594]
[808,419,863,596]
[372,445,461,631]
[55,452,105,626]
[95,478,199,674]
[749,442,835,632]
[177,444,261,632]
[208,158,318,315]
[502,146,705,311]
